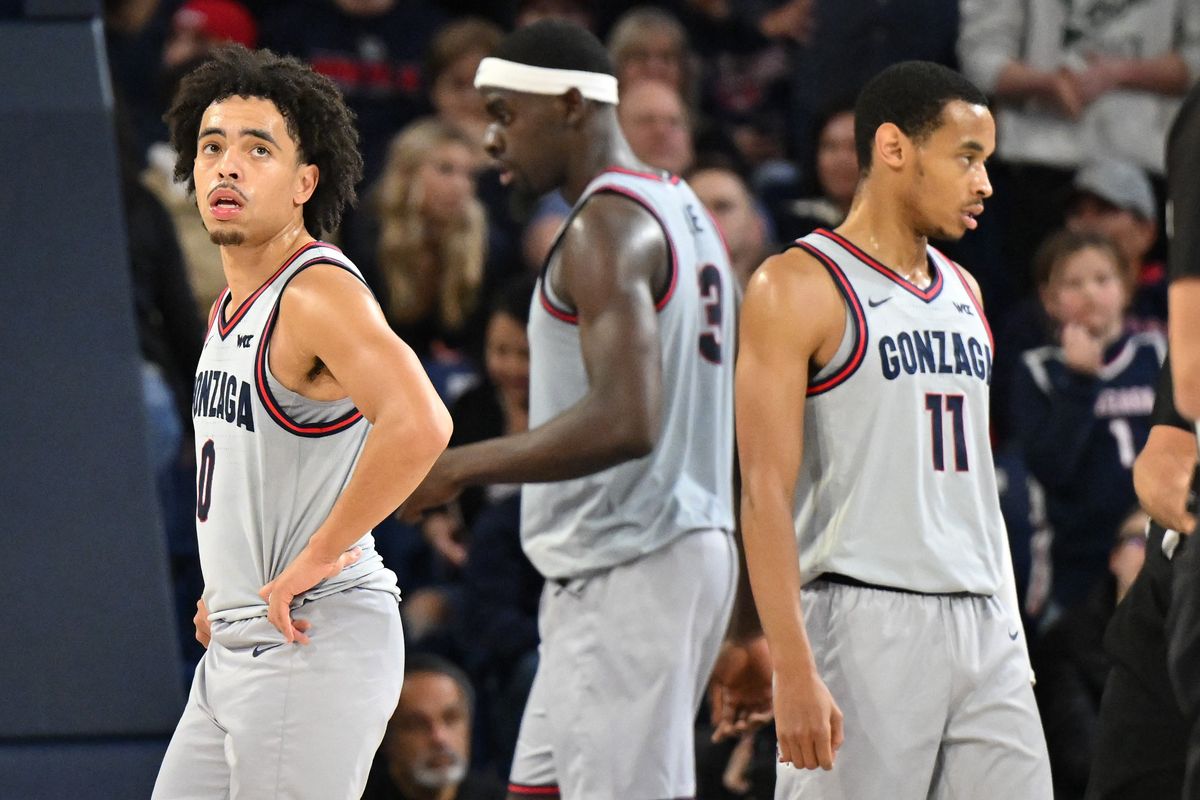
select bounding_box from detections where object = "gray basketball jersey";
[792,229,1006,595]
[522,168,737,579]
[192,242,399,623]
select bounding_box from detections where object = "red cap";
[173,0,259,50]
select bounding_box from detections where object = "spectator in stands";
[618,80,694,176]
[363,654,505,800]
[426,18,504,160]
[608,6,693,99]
[773,103,858,241]
[958,0,1200,290]
[687,163,770,288]
[358,118,487,366]
[1033,511,1148,800]
[1065,159,1166,328]
[1011,230,1165,610]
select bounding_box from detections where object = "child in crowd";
[1011,229,1164,613]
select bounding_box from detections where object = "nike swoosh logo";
[1008,629,1020,641]
[868,297,892,307]
[252,643,285,658]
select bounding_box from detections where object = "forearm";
[309,409,450,559]
[741,488,814,671]
[1113,53,1191,95]
[993,61,1062,102]
[444,392,652,487]
[1171,281,1200,421]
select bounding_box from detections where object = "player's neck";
[561,121,641,205]
[837,191,929,278]
[220,222,315,306]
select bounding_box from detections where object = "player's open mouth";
[208,187,246,221]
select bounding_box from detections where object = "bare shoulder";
[744,247,843,321]
[280,262,381,323]
[562,192,665,265]
[558,192,668,304]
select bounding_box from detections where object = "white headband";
[474,57,619,105]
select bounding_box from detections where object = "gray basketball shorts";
[153,587,404,800]
[509,528,737,799]
[775,580,1052,800]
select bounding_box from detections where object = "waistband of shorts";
[814,572,988,598]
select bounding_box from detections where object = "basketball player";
[152,46,452,799]
[734,61,1052,798]
[402,20,738,800]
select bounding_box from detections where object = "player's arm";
[261,265,452,642]
[1135,355,1198,533]
[402,195,665,514]
[1169,86,1200,419]
[737,249,845,771]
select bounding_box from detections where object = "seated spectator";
[426,17,504,159]
[618,80,694,176]
[1033,511,1148,800]
[358,118,487,371]
[687,162,770,288]
[1012,229,1164,609]
[607,6,693,100]
[773,103,858,242]
[363,654,506,800]
[1065,159,1166,328]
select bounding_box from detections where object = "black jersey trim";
[793,241,868,396]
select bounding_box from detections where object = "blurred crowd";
[101,0,1199,797]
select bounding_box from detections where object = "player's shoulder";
[749,245,838,296]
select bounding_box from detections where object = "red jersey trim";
[815,229,944,303]
[216,241,336,340]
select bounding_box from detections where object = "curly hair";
[164,45,362,237]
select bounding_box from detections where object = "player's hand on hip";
[258,545,363,644]
[193,598,212,649]
[773,666,844,771]
[709,635,774,741]
[397,451,462,523]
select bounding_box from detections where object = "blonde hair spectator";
[372,118,486,339]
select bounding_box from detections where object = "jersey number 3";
[698,264,724,364]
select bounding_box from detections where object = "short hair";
[1033,228,1128,290]
[608,6,687,67]
[491,18,614,75]
[403,653,476,717]
[426,17,504,85]
[854,61,988,173]
[165,44,363,237]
